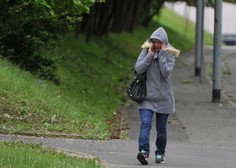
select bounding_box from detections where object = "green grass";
[0,7,213,140]
[0,34,133,139]
[156,8,213,50]
[0,141,103,168]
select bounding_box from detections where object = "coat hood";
[150,27,168,44]
[141,27,180,57]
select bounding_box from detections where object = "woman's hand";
[148,45,155,55]
[161,43,166,51]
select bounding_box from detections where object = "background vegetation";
[0,7,213,140]
[0,0,94,82]
[0,0,214,82]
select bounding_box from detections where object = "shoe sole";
[137,153,148,165]
[156,160,165,164]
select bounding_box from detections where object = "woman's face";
[152,39,162,51]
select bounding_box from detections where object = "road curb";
[205,47,236,109]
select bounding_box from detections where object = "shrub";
[0,0,94,83]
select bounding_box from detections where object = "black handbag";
[127,70,147,103]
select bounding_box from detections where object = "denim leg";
[138,109,153,154]
[155,113,169,155]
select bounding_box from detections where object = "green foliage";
[48,0,94,16]
[0,0,95,83]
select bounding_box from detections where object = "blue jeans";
[138,109,169,155]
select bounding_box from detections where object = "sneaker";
[155,154,165,164]
[137,150,149,165]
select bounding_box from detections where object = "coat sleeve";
[158,50,175,77]
[135,48,153,74]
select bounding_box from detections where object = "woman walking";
[134,27,180,165]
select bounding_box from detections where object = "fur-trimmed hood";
[141,27,180,57]
[141,41,180,57]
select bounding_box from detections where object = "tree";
[76,0,166,41]
[0,0,95,83]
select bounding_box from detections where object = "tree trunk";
[142,0,165,27]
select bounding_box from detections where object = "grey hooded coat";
[135,27,178,114]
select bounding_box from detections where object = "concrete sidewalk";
[1,46,236,168]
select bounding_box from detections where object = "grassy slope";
[156,8,213,49]
[0,8,213,139]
